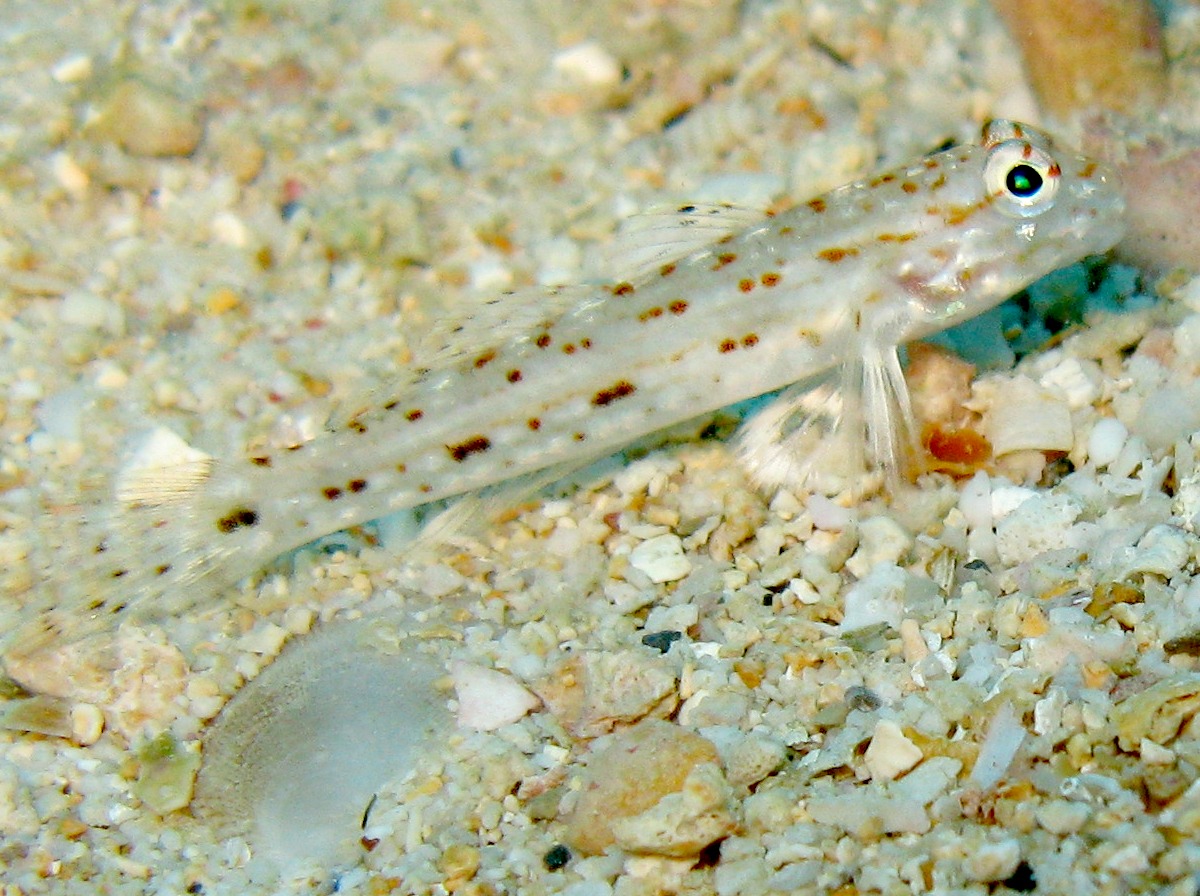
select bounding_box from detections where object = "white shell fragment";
[994,492,1083,565]
[977,374,1074,456]
[840,563,910,632]
[451,661,541,731]
[114,428,213,507]
[968,702,1026,791]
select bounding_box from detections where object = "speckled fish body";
[17,120,1124,650]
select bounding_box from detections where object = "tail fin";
[4,429,255,664]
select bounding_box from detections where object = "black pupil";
[1006,164,1042,198]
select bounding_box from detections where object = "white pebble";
[989,483,1037,520]
[1035,799,1089,834]
[70,704,105,746]
[863,720,922,781]
[965,838,1021,883]
[1038,356,1100,409]
[807,493,852,530]
[1122,524,1192,578]
[645,603,699,633]
[840,563,908,632]
[362,30,455,85]
[1173,313,1200,356]
[237,622,288,656]
[1134,384,1200,451]
[50,152,89,194]
[1140,738,1176,765]
[844,516,911,578]
[92,361,129,391]
[1103,843,1149,874]
[552,41,622,88]
[1087,417,1128,468]
[968,702,1025,790]
[1175,278,1200,314]
[51,53,93,83]
[629,534,692,583]
[59,290,123,332]
[211,211,249,247]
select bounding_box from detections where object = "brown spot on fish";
[216,507,259,533]
[448,435,492,462]
[817,247,858,263]
[593,380,637,406]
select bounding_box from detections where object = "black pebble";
[543,843,571,870]
[641,630,682,653]
[1002,860,1036,892]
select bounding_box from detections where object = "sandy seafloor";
[8,1,1200,894]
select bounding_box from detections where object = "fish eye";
[984,139,1060,218]
[1006,163,1042,197]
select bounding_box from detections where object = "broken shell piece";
[194,615,450,871]
[976,375,1073,458]
[451,661,540,731]
[115,428,213,507]
[0,695,77,740]
[968,702,1026,791]
[133,731,201,815]
[1112,673,1200,751]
